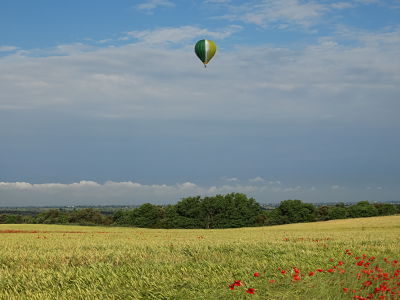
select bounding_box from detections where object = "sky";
[1,0,400,206]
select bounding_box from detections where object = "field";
[1,216,399,300]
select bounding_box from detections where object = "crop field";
[1,216,399,300]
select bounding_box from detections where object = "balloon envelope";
[194,39,216,65]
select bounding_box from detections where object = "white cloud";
[212,0,384,29]
[125,25,241,44]
[366,186,384,190]
[268,181,282,185]
[136,0,175,12]
[331,2,354,9]
[0,46,18,52]
[204,0,230,3]
[331,185,344,190]
[0,180,397,206]
[217,0,327,28]
[249,176,265,183]
[221,177,239,182]
[355,0,378,4]
[177,182,199,189]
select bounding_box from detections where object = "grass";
[0,216,399,299]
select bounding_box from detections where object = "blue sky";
[1,0,400,206]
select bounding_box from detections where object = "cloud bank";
[0,180,394,206]
[1,27,399,124]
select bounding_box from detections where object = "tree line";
[1,194,399,228]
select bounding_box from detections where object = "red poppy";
[379,283,388,291]
[281,270,286,274]
[338,261,344,266]
[268,279,276,283]
[292,274,300,281]
[253,272,260,277]
[308,271,314,276]
[229,284,235,290]
[234,280,241,286]
[327,269,334,273]
[293,267,300,274]
[363,281,373,287]
[316,269,323,272]
[246,288,255,294]
[343,288,349,293]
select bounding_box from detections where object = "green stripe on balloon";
[195,40,206,63]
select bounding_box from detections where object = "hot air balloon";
[194,39,216,67]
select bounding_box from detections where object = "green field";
[1,216,399,300]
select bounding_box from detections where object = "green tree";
[125,204,164,228]
[68,208,107,225]
[35,209,68,224]
[348,201,378,218]
[173,196,203,228]
[0,214,25,224]
[200,195,223,229]
[260,209,285,225]
[213,193,262,228]
[374,203,397,216]
[277,200,317,223]
[158,205,182,228]
[199,193,263,228]
[328,205,348,220]
[112,209,129,225]
[317,206,330,221]
[172,193,263,229]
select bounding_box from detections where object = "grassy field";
[1,216,399,300]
